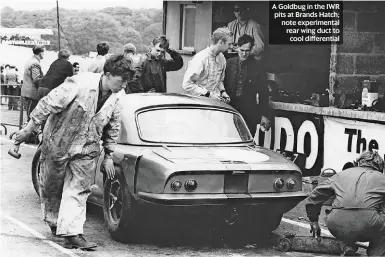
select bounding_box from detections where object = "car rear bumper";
[137,191,307,207]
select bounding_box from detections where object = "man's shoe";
[63,235,97,250]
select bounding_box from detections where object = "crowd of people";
[8,3,384,255]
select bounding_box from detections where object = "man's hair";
[103,54,133,81]
[5,64,10,69]
[211,27,233,44]
[237,34,254,47]
[152,35,169,50]
[354,150,385,172]
[58,49,71,59]
[72,62,79,67]
[32,45,45,55]
[97,42,109,56]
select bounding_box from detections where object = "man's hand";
[209,92,223,101]
[101,156,115,180]
[221,91,231,103]
[260,116,271,132]
[13,129,33,145]
[310,221,321,238]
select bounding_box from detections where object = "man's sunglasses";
[233,7,240,12]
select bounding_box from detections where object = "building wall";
[166,1,212,93]
[335,1,385,97]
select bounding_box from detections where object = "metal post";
[56,0,61,51]
[19,97,24,130]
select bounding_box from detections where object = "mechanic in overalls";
[13,54,132,250]
[305,150,385,256]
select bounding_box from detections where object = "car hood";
[152,146,277,165]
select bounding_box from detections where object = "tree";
[0,6,162,55]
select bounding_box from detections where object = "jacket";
[21,55,44,100]
[5,69,19,85]
[224,56,270,120]
[30,72,123,158]
[87,55,107,73]
[305,167,385,222]
[138,50,183,92]
[39,59,73,90]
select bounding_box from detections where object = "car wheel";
[103,169,136,243]
[31,148,41,196]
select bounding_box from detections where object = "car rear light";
[184,179,198,192]
[274,178,285,190]
[286,179,297,189]
[171,180,182,191]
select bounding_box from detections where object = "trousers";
[326,209,385,256]
[25,97,38,122]
[39,153,98,236]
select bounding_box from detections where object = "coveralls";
[305,167,385,256]
[182,47,226,97]
[30,72,123,236]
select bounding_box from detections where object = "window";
[137,107,252,144]
[181,4,196,51]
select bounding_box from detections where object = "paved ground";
[0,135,367,257]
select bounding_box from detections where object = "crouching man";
[13,55,132,250]
[305,150,385,256]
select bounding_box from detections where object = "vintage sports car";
[32,93,307,242]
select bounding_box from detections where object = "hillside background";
[1,6,163,55]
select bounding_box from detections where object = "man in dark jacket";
[305,150,385,256]
[38,49,73,98]
[21,45,45,120]
[224,34,271,137]
[137,35,183,92]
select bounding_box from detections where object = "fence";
[1,84,27,135]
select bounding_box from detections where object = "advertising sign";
[255,111,324,176]
[323,117,385,172]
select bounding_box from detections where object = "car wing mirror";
[320,168,337,178]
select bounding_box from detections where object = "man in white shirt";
[87,42,109,73]
[182,27,233,102]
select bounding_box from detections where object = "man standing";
[224,34,271,137]
[227,3,264,60]
[87,42,110,73]
[5,65,20,110]
[21,45,44,120]
[38,49,73,98]
[123,43,143,93]
[72,62,80,75]
[182,27,232,102]
[138,35,183,93]
[305,151,385,256]
[13,55,132,250]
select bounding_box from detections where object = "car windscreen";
[136,107,252,144]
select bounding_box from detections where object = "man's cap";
[124,43,136,53]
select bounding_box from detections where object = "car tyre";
[31,147,41,196]
[103,169,136,243]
